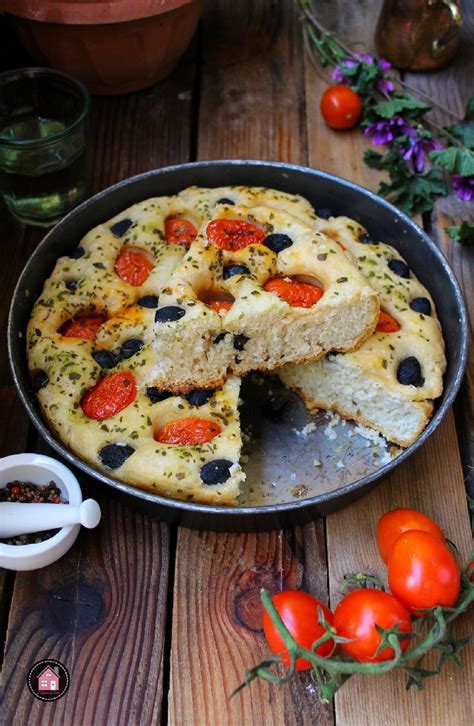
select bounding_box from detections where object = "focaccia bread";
[279,215,447,447]
[149,203,379,391]
[27,186,316,504]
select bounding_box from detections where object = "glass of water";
[0,67,90,227]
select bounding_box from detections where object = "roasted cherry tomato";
[333,589,412,663]
[200,287,234,314]
[164,217,197,248]
[263,590,335,671]
[264,276,324,308]
[388,530,461,614]
[62,314,106,341]
[376,309,401,333]
[156,417,222,445]
[81,371,137,420]
[377,508,444,564]
[114,250,154,286]
[206,219,265,251]
[320,85,363,130]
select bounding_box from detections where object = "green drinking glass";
[0,67,90,227]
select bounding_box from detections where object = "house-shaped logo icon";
[37,666,59,692]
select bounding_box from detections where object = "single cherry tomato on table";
[81,371,137,421]
[62,314,106,341]
[376,508,445,564]
[263,590,335,671]
[206,219,265,251]
[155,417,222,445]
[333,588,412,663]
[264,276,324,308]
[320,85,363,130]
[388,530,461,614]
[164,217,197,248]
[114,250,154,286]
[376,309,401,334]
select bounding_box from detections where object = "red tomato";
[320,85,363,130]
[388,530,461,614]
[156,417,222,445]
[263,590,335,671]
[206,219,265,251]
[81,372,137,420]
[164,218,197,248]
[376,309,401,334]
[62,314,106,340]
[377,508,444,563]
[200,287,234,314]
[114,250,154,286]
[264,276,324,308]
[333,589,412,662]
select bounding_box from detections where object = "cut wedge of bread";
[149,204,379,391]
[279,215,446,447]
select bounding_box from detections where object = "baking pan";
[8,161,468,531]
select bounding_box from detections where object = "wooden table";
[1,2,472,724]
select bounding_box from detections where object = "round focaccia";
[27,186,317,504]
[279,215,447,447]
[149,203,379,392]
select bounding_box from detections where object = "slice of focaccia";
[149,203,379,391]
[279,216,446,447]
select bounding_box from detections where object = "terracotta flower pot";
[0,0,203,95]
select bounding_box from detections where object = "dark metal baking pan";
[8,161,468,531]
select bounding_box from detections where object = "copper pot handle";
[426,0,462,57]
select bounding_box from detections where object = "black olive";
[137,295,159,308]
[187,389,214,406]
[120,339,144,359]
[69,246,85,259]
[263,233,294,253]
[216,197,235,205]
[92,350,120,370]
[146,387,173,404]
[410,297,432,316]
[213,333,227,345]
[316,208,334,219]
[388,259,410,279]
[233,334,249,351]
[110,219,133,237]
[397,357,424,387]
[155,306,186,323]
[223,264,250,280]
[359,232,377,244]
[32,370,49,391]
[66,280,79,291]
[200,459,233,485]
[99,443,135,470]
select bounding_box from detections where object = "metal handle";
[427,0,462,57]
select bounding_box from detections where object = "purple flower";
[452,175,474,201]
[364,116,412,145]
[331,66,345,83]
[354,52,375,64]
[402,136,443,174]
[376,77,395,94]
[378,58,392,73]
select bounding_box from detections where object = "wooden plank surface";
[304,2,474,724]
[0,49,198,724]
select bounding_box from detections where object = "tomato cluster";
[263,508,461,668]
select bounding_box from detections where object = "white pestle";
[0,499,101,539]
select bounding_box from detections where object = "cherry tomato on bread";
[62,314,106,340]
[81,371,137,421]
[320,85,363,130]
[206,219,265,251]
[114,250,154,286]
[377,508,444,563]
[333,589,412,662]
[376,309,401,333]
[263,590,335,671]
[264,276,324,308]
[156,417,221,445]
[388,530,460,614]
[164,218,197,248]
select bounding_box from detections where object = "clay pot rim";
[0,0,195,25]
[0,67,90,147]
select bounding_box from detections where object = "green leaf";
[447,98,474,150]
[379,167,447,216]
[429,147,474,176]
[374,94,431,120]
[363,149,385,169]
[445,222,474,246]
